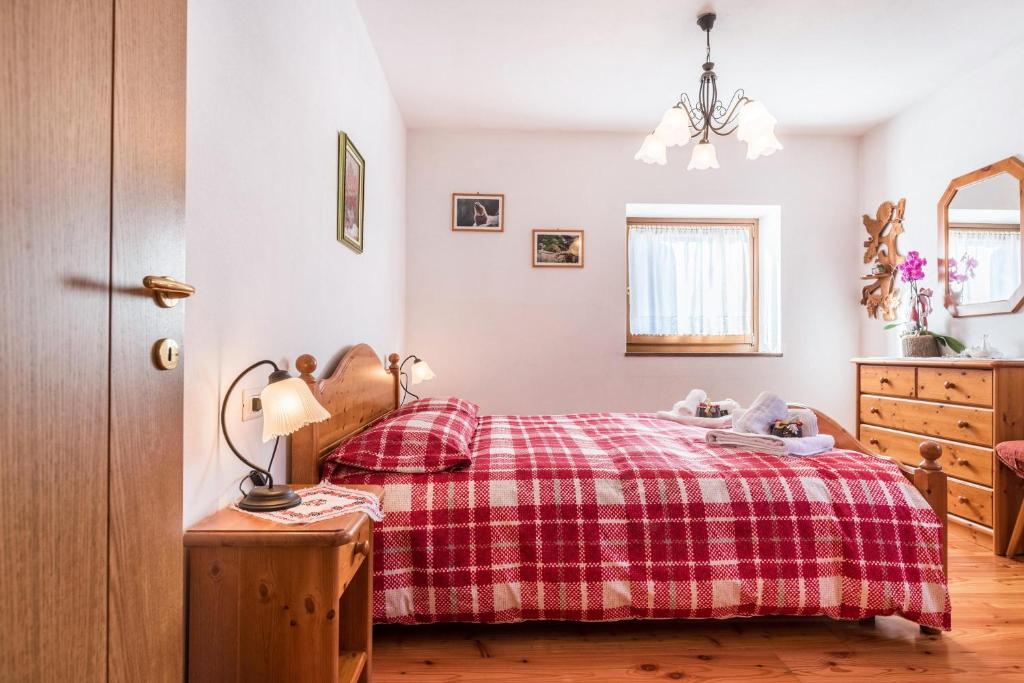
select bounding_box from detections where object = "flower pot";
[902,334,940,358]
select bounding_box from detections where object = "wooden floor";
[373,526,1024,682]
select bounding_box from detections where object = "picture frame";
[452,192,504,232]
[337,131,365,253]
[532,229,584,268]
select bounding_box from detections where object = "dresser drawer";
[859,395,993,446]
[917,367,993,407]
[859,425,993,486]
[948,479,993,527]
[859,365,916,398]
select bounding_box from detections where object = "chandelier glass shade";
[635,12,782,170]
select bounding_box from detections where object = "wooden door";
[0,1,114,679]
[1,0,186,680]
[108,0,187,680]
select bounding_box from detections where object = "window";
[627,218,760,354]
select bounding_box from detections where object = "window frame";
[625,217,760,355]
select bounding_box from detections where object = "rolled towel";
[785,408,819,437]
[733,391,788,434]
[717,399,741,415]
[656,411,733,429]
[705,430,835,457]
[672,389,707,417]
[733,405,813,433]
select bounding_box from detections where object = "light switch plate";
[241,388,262,422]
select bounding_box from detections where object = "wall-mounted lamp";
[398,355,436,404]
[221,360,330,511]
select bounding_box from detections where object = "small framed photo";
[337,132,365,253]
[452,193,504,232]
[533,229,584,268]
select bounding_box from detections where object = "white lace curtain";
[628,224,752,336]
[948,228,1021,304]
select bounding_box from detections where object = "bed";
[288,345,951,632]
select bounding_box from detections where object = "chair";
[996,441,1024,557]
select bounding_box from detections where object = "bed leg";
[914,441,948,578]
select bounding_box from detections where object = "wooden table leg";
[340,521,374,682]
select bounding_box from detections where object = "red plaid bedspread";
[326,412,950,629]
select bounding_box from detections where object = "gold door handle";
[143,275,195,308]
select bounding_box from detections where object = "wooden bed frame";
[289,344,950,630]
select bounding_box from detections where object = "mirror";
[939,157,1024,316]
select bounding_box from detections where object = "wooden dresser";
[853,357,1024,554]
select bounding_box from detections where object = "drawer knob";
[957,420,970,429]
[868,438,880,446]
[353,540,370,557]
[870,407,881,415]
[957,495,968,504]
[944,381,956,390]
[879,377,890,385]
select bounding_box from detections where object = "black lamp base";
[238,484,302,512]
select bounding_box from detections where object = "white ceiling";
[356,0,1024,135]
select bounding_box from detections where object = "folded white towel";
[733,391,788,434]
[706,429,786,454]
[656,411,733,429]
[782,434,835,456]
[705,429,835,457]
[785,408,819,437]
[672,389,707,417]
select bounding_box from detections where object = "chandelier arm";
[676,95,703,130]
[712,89,747,124]
[708,108,742,132]
[679,93,707,132]
[708,120,741,137]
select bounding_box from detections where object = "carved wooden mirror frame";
[937,156,1024,317]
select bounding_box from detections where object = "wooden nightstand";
[184,485,382,682]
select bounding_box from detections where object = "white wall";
[406,130,860,425]
[184,0,406,525]
[858,42,1024,357]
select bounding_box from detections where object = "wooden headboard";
[288,344,400,484]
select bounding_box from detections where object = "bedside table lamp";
[220,360,330,511]
[398,355,436,404]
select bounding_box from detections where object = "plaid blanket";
[325,412,950,629]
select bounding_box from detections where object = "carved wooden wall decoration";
[860,198,907,320]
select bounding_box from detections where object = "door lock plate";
[154,338,180,370]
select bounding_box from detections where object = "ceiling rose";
[635,12,782,170]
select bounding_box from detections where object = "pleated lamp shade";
[260,376,331,442]
[410,359,436,385]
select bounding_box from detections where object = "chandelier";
[635,12,782,170]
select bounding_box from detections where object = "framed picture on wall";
[452,193,504,232]
[533,229,584,268]
[337,131,365,253]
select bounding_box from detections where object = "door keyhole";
[154,338,180,370]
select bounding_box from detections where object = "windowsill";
[624,351,783,357]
